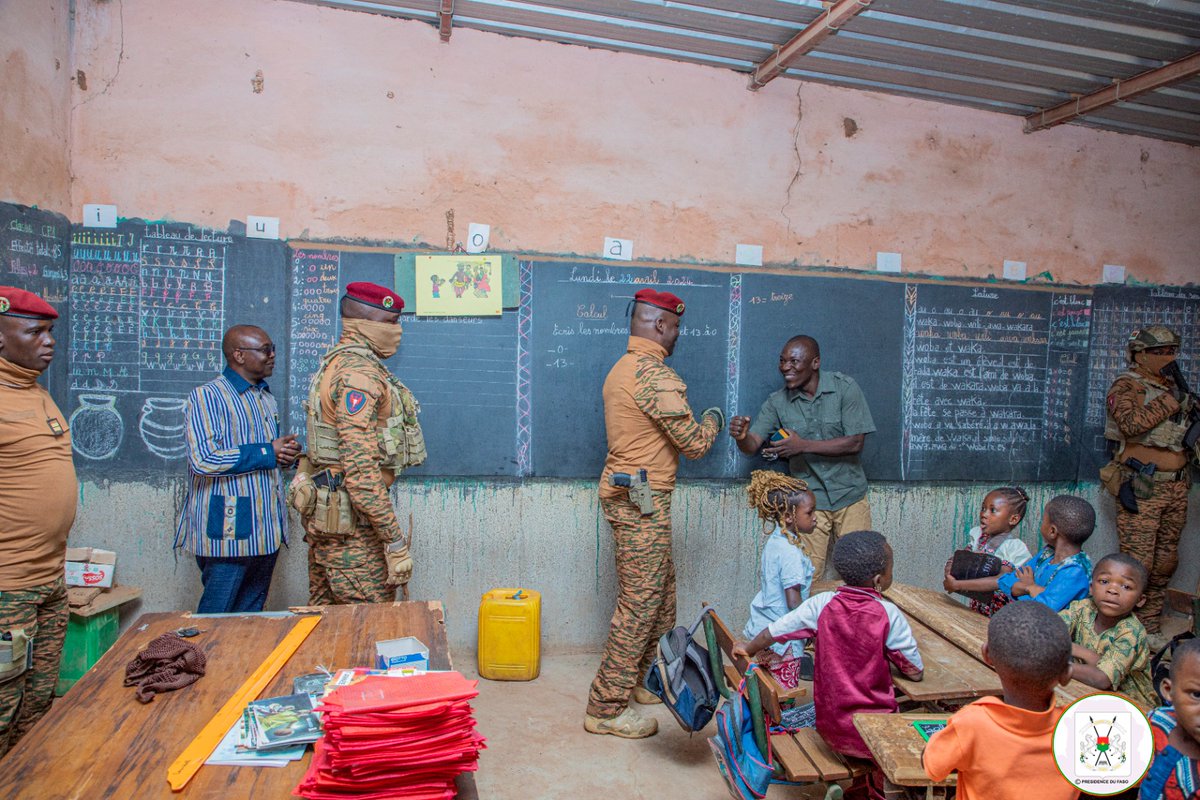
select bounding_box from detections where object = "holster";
[1131,470,1155,500]
[0,629,30,685]
[312,486,357,534]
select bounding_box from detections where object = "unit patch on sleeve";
[346,390,368,416]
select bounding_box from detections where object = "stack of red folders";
[294,672,486,800]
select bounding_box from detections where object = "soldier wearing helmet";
[1103,324,1193,635]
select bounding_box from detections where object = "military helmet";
[1127,325,1181,358]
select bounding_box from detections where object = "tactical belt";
[1150,467,1189,482]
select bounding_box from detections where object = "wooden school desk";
[884,582,1115,708]
[0,602,480,800]
[809,580,1005,707]
[852,712,955,800]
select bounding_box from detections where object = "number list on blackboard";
[288,249,342,439]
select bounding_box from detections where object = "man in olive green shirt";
[729,335,875,576]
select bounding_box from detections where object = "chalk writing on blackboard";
[900,284,1087,480]
[138,226,228,395]
[288,249,342,439]
[1081,287,1199,475]
[69,231,140,392]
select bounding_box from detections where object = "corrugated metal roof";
[293,0,1200,146]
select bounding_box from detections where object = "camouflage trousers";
[305,523,394,605]
[803,495,872,579]
[587,489,675,719]
[0,577,67,758]
[1116,476,1189,632]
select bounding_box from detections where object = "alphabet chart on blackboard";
[137,225,227,395]
[61,220,284,472]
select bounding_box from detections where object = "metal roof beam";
[749,0,872,91]
[1025,50,1200,132]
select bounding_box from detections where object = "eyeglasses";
[236,344,276,356]
[1144,345,1179,355]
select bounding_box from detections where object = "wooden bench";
[701,606,872,789]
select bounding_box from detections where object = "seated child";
[1059,552,1156,708]
[943,486,1033,616]
[1142,637,1200,800]
[736,530,923,799]
[922,601,1078,800]
[996,494,1094,611]
[742,470,816,689]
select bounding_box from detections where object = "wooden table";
[811,580,1005,707]
[884,582,1103,708]
[0,602,479,800]
[853,712,955,799]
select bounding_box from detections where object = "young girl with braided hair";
[943,486,1033,617]
[742,469,817,688]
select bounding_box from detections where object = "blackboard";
[734,272,905,480]
[0,203,71,406]
[65,220,286,476]
[286,246,520,477]
[897,284,1091,481]
[16,200,1185,484]
[1080,284,1200,478]
[526,261,733,478]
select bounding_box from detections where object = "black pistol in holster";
[312,469,345,490]
[610,469,654,516]
[1118,457,1156,514]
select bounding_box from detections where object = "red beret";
[344,281,404,312]
[633,288,685,317]
[0,286,59,320]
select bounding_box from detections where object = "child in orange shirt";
[922,601,1079,800]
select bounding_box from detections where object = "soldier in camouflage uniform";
[295,283,425,605]
[0,287,75,756]
[584,288,724,739]
[1104,325,1194,634]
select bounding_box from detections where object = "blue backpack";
[709,688,774,799]
[643,610,719,733]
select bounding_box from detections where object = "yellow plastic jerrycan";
[477,588,541,681]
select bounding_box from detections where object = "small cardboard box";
[64,547,116,588]
[375,636,429,671]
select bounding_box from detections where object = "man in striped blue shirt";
[174,325,300,613]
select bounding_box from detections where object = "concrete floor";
[455,651,830,800]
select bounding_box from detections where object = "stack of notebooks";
[207,691,324,767]
[296,672,486,800]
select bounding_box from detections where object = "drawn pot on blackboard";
[139,397,189,459]
[69,394,124,460]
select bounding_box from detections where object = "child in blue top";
[997,494,1094,611]
[742,470,816,689]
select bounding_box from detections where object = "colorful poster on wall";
[414,255,502,316]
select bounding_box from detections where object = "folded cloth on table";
[123,632,207,703]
